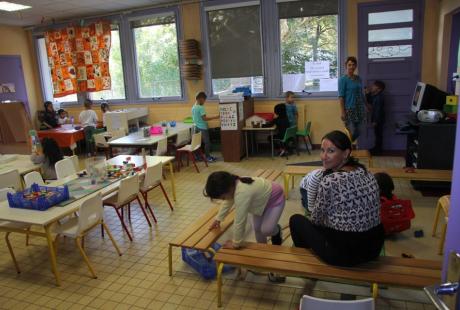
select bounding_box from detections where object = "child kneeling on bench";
[205,171,285,282]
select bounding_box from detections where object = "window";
[37,37,78,103]
[132,14,182,99]
[279,0,339,93]
[89,28,126,101]
[205,3,264,95]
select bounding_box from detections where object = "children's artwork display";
[219,103,238,130]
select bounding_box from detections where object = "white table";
[0,155,174,286]
[0,154,41,176]
[108,122,193,156]
[242,126,276,159]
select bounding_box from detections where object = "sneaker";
[268,272,286,283]
[271,224,282,245]
[206,156,216,163]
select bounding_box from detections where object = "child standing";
[57,109,69,125]
[191,92,219,162]
[366,80,385,155]
[206,171,285,281]
[100,102,110,128]
[79,99,98,156]
[284,91,298,127]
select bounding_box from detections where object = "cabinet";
[405,121,457,169]
[105,108,149,133]
[219,98,254,162]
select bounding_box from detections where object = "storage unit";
[219,98,254,162]
[105,108,149,133]
[405,121,457,169]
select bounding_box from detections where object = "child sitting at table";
[30,137,63,180]
[57,109,69,125]
[268,103,290,156]
[79,99,99,156]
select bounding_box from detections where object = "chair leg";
[189,152,200,173]
[5,232,21,274]
[439,223,448,255]
[159,183,174,211]
[136,197,152,227]
[75,237,97,279]
[198,150,208,167]
[25,228,30,246]
[142,192,157,223]
[101,223,105,238]
[81,236,85,249]
[128,203,131,221]
[101,222,122,256]
[114,208,133,241]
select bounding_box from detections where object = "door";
[0,55,29,114]
[358,0,423,151]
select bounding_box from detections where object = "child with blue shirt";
[191,92,219,162]
[365,80,385,155]
[284,91,298,127]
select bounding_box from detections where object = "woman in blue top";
[338,56,365,142]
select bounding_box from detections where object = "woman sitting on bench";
[289,130,384,267]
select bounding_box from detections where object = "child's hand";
[209,220,221,230]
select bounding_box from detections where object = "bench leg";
[372,283,378,298]
[283,174,289,199]
[168,245,173,276]
[217,262,224,307]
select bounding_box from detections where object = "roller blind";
[278,0,338,19]
[207,5,263,79]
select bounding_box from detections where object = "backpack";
[380,195,415,235]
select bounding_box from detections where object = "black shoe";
[271,224,282,245]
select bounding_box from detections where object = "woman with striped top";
[290,131,384,267]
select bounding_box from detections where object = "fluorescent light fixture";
[0,1,31,12]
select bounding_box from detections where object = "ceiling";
[0,0,178,27]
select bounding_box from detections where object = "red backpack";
[380,195,415,235]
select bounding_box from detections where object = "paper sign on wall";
[319,78,338,91]
[282,74,305,92]
[220,103,238,130]
[305,61,330,80]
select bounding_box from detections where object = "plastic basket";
[181,243,234,279]
[380,197,415,235]
[7,183,70,211]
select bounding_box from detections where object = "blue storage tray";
[181,243,234,280]
[7,183,70,211]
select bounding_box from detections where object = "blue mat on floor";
[287,161,322,166]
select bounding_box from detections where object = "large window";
[279,0,339,93]
[89,28,126,101]
[205,3,264,95]
[132,15,182,99]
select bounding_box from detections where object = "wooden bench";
[283,165,453,198]
[214,242,442,307]
[168,169,281,276]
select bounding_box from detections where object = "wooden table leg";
[283,173,290,199]
[168,245,173,276]
[167,162,177,201]
[45,224,61,286]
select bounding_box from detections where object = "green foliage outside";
[280,15,338,91]
[134,23,181,98]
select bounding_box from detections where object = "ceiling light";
[0,1,31,12]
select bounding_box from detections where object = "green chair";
[296,121,312,154]
[274,126,298,159]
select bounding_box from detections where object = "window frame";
[32,6,185,106]
[200,0,346,100]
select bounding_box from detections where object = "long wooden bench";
[168,169,281,276]
[214,242,442,307]
[283,165,453,198]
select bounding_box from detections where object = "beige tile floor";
[0,150,443,309]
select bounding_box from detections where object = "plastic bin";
[181,243,234,279]
[7,183,70,211]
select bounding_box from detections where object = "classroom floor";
[0,150,442,309]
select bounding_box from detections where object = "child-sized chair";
[274,126,298,159]
[155,138,168,156]
[55,157,77,179]
[296,121,312,154]
[176,132,208,173]
[140,163,173,217]
[103,174,151,241]
[0,169,22,191]
[24,171,45,188]
[54,193,122,278]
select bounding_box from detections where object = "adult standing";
[289,130,384,267]
[338,56,366,142]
